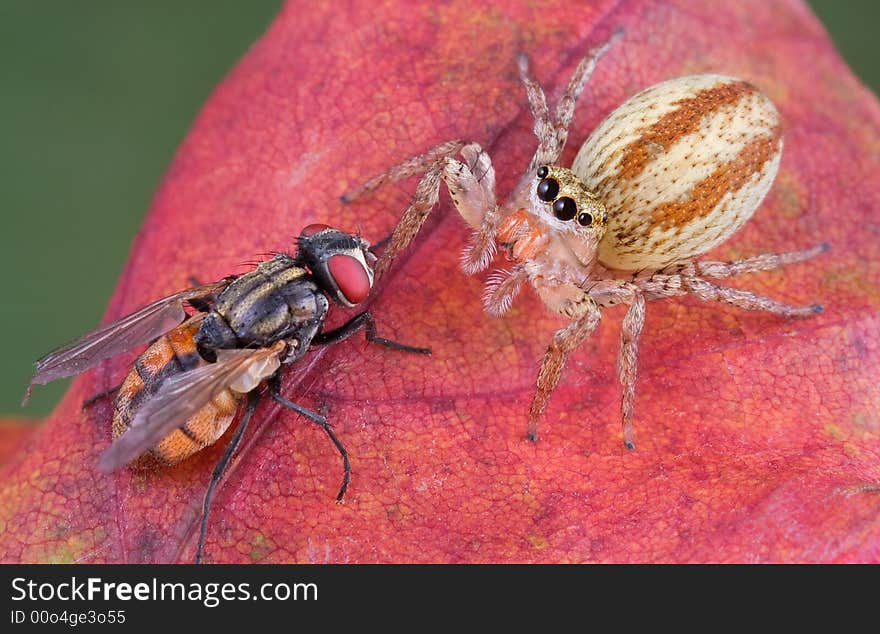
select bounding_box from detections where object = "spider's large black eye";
[577,212,593,226]
[553,197,577,221]
[537,166,549,178]
[537,178,559,202]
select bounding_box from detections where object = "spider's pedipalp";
[483,266,529,317]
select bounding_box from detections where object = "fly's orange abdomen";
[112,316,240,464]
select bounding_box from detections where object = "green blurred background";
[1,1,876,418]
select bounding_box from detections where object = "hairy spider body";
[345,31,825,449]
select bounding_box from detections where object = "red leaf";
[0,421,35,470]
[1,0,878,563]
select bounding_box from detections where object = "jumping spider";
[343,31,826,449]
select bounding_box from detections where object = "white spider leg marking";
[341,139,464,204]
[483,266,529,316]
[527,297,601,441]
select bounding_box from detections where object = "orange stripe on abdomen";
[648,126,781,232]
[573,74,784,270]
[614,80,758,182]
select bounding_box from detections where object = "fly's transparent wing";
[99,341,284,471]
[24,280,231,403]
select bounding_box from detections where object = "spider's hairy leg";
[617,289,645,451]
[341,139,464,204]
[551,29,624,164]
[517,52,553,170]
[679,243,830,280]
[683,278,823,317]
[373,143,501,279]
[584,279,647,449]
[527,298,601,442]
[639,239,826,316]
[374,163,443,279]
[521,28,623,170]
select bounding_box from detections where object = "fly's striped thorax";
[112,316,239,465]
[572,74,783,271]
[213,255,323,345]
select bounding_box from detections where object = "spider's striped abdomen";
[573,74,782,271]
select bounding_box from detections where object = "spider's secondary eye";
[537,178,559,202]
[577,212,593,226]
[537,166,549,179]
[553,197,577,221]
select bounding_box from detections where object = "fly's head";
[503,165,608,268]
[297,224,374,307]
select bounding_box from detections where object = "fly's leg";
[313,311,431,355]
[268,375,350,502]
[82,383,122,409]
[527,299,602,441]
[196,390,260,564]
[302,313,429,498]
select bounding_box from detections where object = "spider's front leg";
[519,28,623,170]
[343,140,501,278]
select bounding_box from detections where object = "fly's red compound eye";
[328,254,371,304]
[300,223,331,237]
